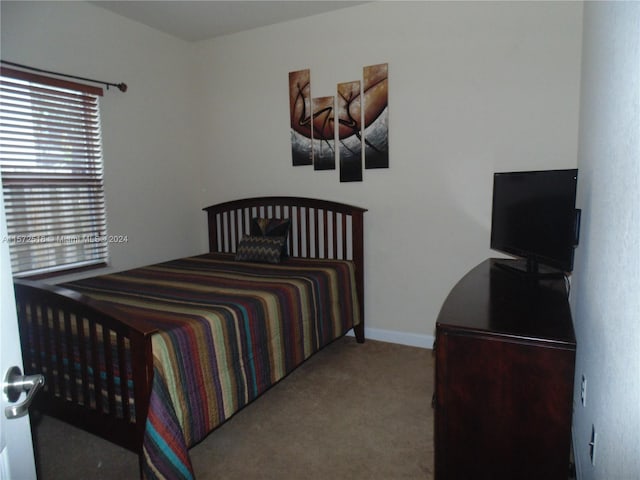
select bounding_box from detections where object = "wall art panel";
[289,69,312,166]
[337,80,363,182]
[312,96,335,170]
[363,63,389,169]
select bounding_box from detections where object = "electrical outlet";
[589,424,597,465]
[581,375,587,406]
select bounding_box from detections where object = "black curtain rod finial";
[108,83,127,92]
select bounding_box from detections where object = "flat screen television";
[490,169,580,277]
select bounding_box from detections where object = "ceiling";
[91,1,368,42]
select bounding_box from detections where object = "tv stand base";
[494,258,566,279]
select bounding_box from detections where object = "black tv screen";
[490,169,579,274]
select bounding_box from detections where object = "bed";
[13,196,366,479]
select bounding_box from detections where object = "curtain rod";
[0,60,127,92]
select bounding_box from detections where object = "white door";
[0,179,38,479]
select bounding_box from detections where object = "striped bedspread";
[63,253,360,479]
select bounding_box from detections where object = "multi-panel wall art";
[288,63,389,182]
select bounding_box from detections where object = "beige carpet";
[31,337,435,479]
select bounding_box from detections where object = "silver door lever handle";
[4,366,45,419]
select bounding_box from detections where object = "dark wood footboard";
[14,279,156,456]
[203,196,367,342]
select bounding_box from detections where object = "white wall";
[193,1,583,344]
[571,2,640,478]
[0,1,203,280]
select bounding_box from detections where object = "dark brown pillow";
[235,235,286,264]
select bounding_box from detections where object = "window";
[0,67,108,277]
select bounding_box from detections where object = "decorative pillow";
[235,235,286,264]
[250,217,291,257]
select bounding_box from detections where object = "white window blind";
[0,67,109,277]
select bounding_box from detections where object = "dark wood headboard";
[203,196,367,342]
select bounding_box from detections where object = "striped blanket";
[63,253,360,479]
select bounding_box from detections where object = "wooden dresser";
[434,258,576,480]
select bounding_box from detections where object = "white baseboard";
[347,327,434,349]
